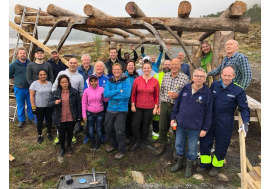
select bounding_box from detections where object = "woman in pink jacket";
[82,75,108,151]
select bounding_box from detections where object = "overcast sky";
[9,0,261,20]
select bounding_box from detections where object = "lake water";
[9,38,89,49]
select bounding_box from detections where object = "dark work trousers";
[58,121,76,149]
[131,107,153,143]
[152,120,159,133]
[125,104,133,139]
[159,102,175,148]
[36,107,53,135]
[104,111,127,154]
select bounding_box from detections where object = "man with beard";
[26,48,54,85]
[152,60,171,140]
[117,44,138,65]
[47,50,68,82]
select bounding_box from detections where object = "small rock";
[192,174,204,180]
[218,173,229,181]
[131,171,145,185]
[58,156,64,163]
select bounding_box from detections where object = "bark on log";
[211,31,235,81]
[14,15,251,33]
[14,4,49,16]
[84,4,145,38]
[198,1,247,41]
[190,46,200,77]
[125,2,146,17]
[47,4,81,17]
[104,37,200,46]
[102,28,129,38]
[178,1,191,18]
[75,27,114,37]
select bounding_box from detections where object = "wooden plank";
[249,171,261,181]
[258,155,261,160]
[234,116,258,122]
[238,112,248,189]
[253,167,261,177]
[246,157,254,172]
[9,154,15,161]
[253,181,261,189]
[238,173,257,189]
[246,95,261,111]
[9,21,69,67]
[256,109,261,127]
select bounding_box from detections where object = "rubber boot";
[185,159,193,178]
[170,155,184,173]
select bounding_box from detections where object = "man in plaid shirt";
[153,58,189,157]
[208,39,252,90]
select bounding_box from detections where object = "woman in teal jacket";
[196,41,213,73]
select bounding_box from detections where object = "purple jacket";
[82,76,109,118]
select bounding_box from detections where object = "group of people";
[9,39,252,178]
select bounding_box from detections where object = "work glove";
[32,106,38,115]
[238,122,249,137]
[159,45,163,53]
[141,46,145,54]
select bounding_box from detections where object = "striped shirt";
[159,72,189,105]
[207,52,252,89]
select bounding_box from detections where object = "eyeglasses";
[194,75,206,78]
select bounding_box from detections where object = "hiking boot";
[105,146,117,153]
[83,136,90,144]
[28,118,35,124]
[72,136,77,144]
[54,135,59,145]
[101,135,106,144]
[185,159,193,178]
[47,133,53,141]
[67,147,73,154]
[140,141,146,150]
[196,166,206,173]
[153,144,166,157]
[129,141,141,152]
[126,138,131,145]
[173,151,178,161]
[59,148,65,157]
[90,142,96,150]
[114,153,125,160]
[153,141,162,148]
[209,167,220,177]
[95,143,101,151]
[37,136,43,144]
[170,155,184,173]
[18,121,25,128]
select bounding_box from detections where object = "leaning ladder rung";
[22,22,35,24]
[18,42,31,44]
[25,12,38,14]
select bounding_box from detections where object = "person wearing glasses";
[196,41,213,73]
[153,58,189,157]
[207,39,252,90]
[170,68,213,178]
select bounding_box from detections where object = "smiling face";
[51,52,59,61]
[17,49,27,62]
[68,58,78,72]
[201,43,211,54]
[177,52,185,63]
[38,70,47,81]
[124,53,130,60]
[126,61,135,74]
[192,70,206,86]
[34,51,44,60]
[95,62,105,74]
[225,40,239,56]
[170,58,180,75]
[109,49,117,60]
[82,56,91,68]
[142,63,152,75]
[89,78,98,88]
[60,78,69,90]
[112,64,122,77]
[221,66,236,86]
[150,55,156,63]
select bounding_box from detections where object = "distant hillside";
[201,4,261,23]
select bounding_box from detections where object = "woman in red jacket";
[129,60,160,152]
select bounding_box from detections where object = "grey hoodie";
[52,69,84,96]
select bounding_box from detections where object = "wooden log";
[206,63,213,87]
[190,46,200,77]
[47,4,82,17]
[238,111,248,189]
[211,31,235,81]
[75,27,114,37]
[125,2,146,17]
[83,4,145,38]
[104,37,200,46]
[102,28,129,38]
[14,4,49,16]
[246,157,254,172]
[14,15,251,33]
[198,1,247,41]
[109,42,117,49]
[178,1,191,18]
[9,21,69,66]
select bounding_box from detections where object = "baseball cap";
[35,47,44,53]
[51,49,58,54]
[143,56,150,61]
[88,75,98,81]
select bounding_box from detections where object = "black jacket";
[47,58,68,83]
[48,87,82,126]
[117,49,138,64]
[104,58,125,77]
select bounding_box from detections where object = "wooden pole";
[125,2,146,17]
[238,111,247,189]
[83,4,145,38]
[14,15,251,33]
[177,1,191,37]
[206,63,214,87]
[9,21,69,67]
[14,4,49,16]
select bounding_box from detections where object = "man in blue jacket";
[9,47,34,127]
[104,63,131,160]
[197,66,250,177]
[77,54,94,83]
[170,68,213,178]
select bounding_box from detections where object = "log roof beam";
[14,4,50,16]
[177,1,192,37]
[125,2,146,17]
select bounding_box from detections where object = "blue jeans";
[87,111,105,144]
[175,123,200,160]
[14,87,34,122]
